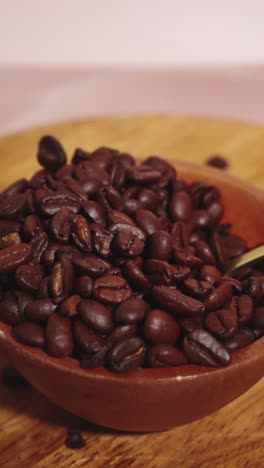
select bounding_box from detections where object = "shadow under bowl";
[0,161,263,432]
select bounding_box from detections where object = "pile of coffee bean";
[0,136,263,372]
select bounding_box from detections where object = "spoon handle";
[225,245,264,278]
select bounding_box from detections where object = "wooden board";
[0,115,263,468]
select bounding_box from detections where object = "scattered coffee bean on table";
[206,155,229,170]
[65,429,86,450]
[0,135,263,373]
[2,365,28,388]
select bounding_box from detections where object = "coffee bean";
[115,297,150,324]
[147,345,188,367]
[134,210,161,236]
[0,193,26,219]
[60,295,81,317]
[204,283,232,312]
[195,240,216,265]
[114,230,145,257]
[71,148,90,165]
[71,215,92,252]
[153,286,205,316]
[243,276,264,304]
[29,232,48,265]
[106,324,137,348]
[46,313,74,357]
[144,259,190,285]
[78,299,113,333]
[144,309,180,345]
[236,295,254,325]
[124,260,152,291]
[179,316,203,334]
[39,191,80,217]
[146,231,172,261]
[73,255,110,278]
[13,322,45,348]
[65,430,86,450]
[64,178,87,201]
[171,222,190,249]
[37,135,67,171]
[184,329,231,367]
[110,161,127,189]
[2,365,28,388]
[225,328,255,351]
[74,276,93,298]
[93,275,131,304]
[25,299,56,321]
[73,319,104,353]
[183,278,212,298]
[50,257,74,304]
[49,208,72,243]
[224,234,247,258]
[92,227,114,258]
[138,189,160,210]
[173,248,203,268]
[0,220,21,237]
[0,297,21,325]
[81,200,106,225]
[15,264,44,292]
[128,165,161,184]
[170,191,192,222]
[205,309,238,340]
[206,155,228,169]
[199,264,222,284]
[108,336,146,372]
[24,215,43,240]
[0,243,31,273]
[219,277,242,294]
[210,231,228,271]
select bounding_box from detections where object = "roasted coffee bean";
[39,191,80,217]
[205,309,237,340]
[191,210,212,229]
[90,146,118,168]
[236,295,254,325]
[25,189,35,214]
[138,189,160,210]
[13,290,33,315]
[97,185,123,211]
[124,198,144,216]
[64,178,87,201]
[118,152,135,168]
[124,260,152,291]
[144,309,180,345]
[81,200,106,226]
[73,319,104,353]
[225,328,255,351]
[106,324,137,348]
[153,286,205,316]
[144,259,190,285]
[46,313,74,357]
[184,329,231,367]
[147,345,188,367]
[50,208,72,243]
[37,277,51,299]
[202,186,221,207]
[29,232,48,265]
[219,277,242,294]
[0,298,21,325]
[173,248,203,268]
[80,346,108,369]
[60,295,81,317]
[206,155,228,170]
[0,193,26,219]
[107,210,135,226]
[170,191,192,222]
[0,232,21,246]
[134,209,161,236]
[252,307,264,329]
[2,178,28,197]
[224,234,247,258]
[0,220,21,237]
[0,243,31,273]
[24,215,43,240]
[71,148,90,165]
[128,164,161,184]
[78,299,113,333]
[114,230,145,257]
[115,297,150,324]
[73,255,110,278]
[25,299,56,321]
[146,231,172,261]
[195,240,216,265]
[50,257,74,304]
[108,336,146,372]
[243,276,264,304]
[37,135,66,171]
[2,365,28,389]
[93,228,113,258]
[71,215,92,252]
[13,322,45,348]
[179,316,203,334]
[74,276,93,298]
[207,202,224,224]
[93,275,131,304]
[65,430,86,450]
[110,161,127,189]
[204,283,232,312]
[183,278,212,298]
[56,164,74,180]
[199,264,222,284]
[15,264,44,292]
[210,231,228,271]
[171,222,190,249]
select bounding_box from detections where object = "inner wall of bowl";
[177,164,264,248]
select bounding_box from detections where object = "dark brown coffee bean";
[37,276,51,299]
[0,220,21,237]
[183,278,212,298]
[0,298,21,325]
[195,240,216,265]
[110,161,127,189]
[134,209,161,236]
[92,228,114,258]
[49,208,72,243]
[13,322,45,348]
[171,222,190,249]
[37,135,66,171]
[153,286,205,316]
[81,200,106,226]
[0,243,31,273]
[144,259,190,285]
[90,146,118,168]
[13,290,33,315]
[184,329,231,367]
[146,231,172,261]
[205,309,238,340]
[146,345,188,367]
[97,185,123,211]
[225,328,255,351]
[73,255,110,278]
[224,234,247,258]
[124,260,152,291]
[191,210,212,229]
[65,430,86,450]
[204,283,232,312]
[39,191,80,217]
[80,346,108,369]
[170,191,192,222]
[60,295,81,317]
[207,202,224,224]
[71,215,92,252]
[199,264,222,284]
[144,309,180,345]
[179,316,203,334]
[124,198,144,216]
[15,264,44,292]
[115,297,150,324]
[29,232,48,265]
[138,189,160,210]
[74,276,93,298]
[107,210,135,226]
[2,365,28,389]
[93,275,131,305]
[78,299,113,333]
[108,336,146,372]
[219,277,242,294]
[210,231,228,271]
[50,257,74,304]
[71,148,90,165]
[202,186,221,207]
[46,313,74,357]
[64,178,87,201]
[2,178,28,197]
[243,276,264,304]
[0,193,26,219]
[206,155,228,169]
[105,324,137,348]
[173,248,203,268]
[25,299,56,321]
[23,215,43,240]
[114,230,145,257]
[252,307,264,329]
[236,295,254,325]
[73,319,104,353]
[128,164,161,184]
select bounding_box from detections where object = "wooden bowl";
[0,161,263,432]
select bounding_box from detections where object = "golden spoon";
[225,244,264,278]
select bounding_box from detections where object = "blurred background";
[0,0,264,135]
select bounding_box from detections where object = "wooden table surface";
[0,116,263,468]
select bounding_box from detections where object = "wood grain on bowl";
[0,116,264,467]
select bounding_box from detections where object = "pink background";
[0,0,264,135]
